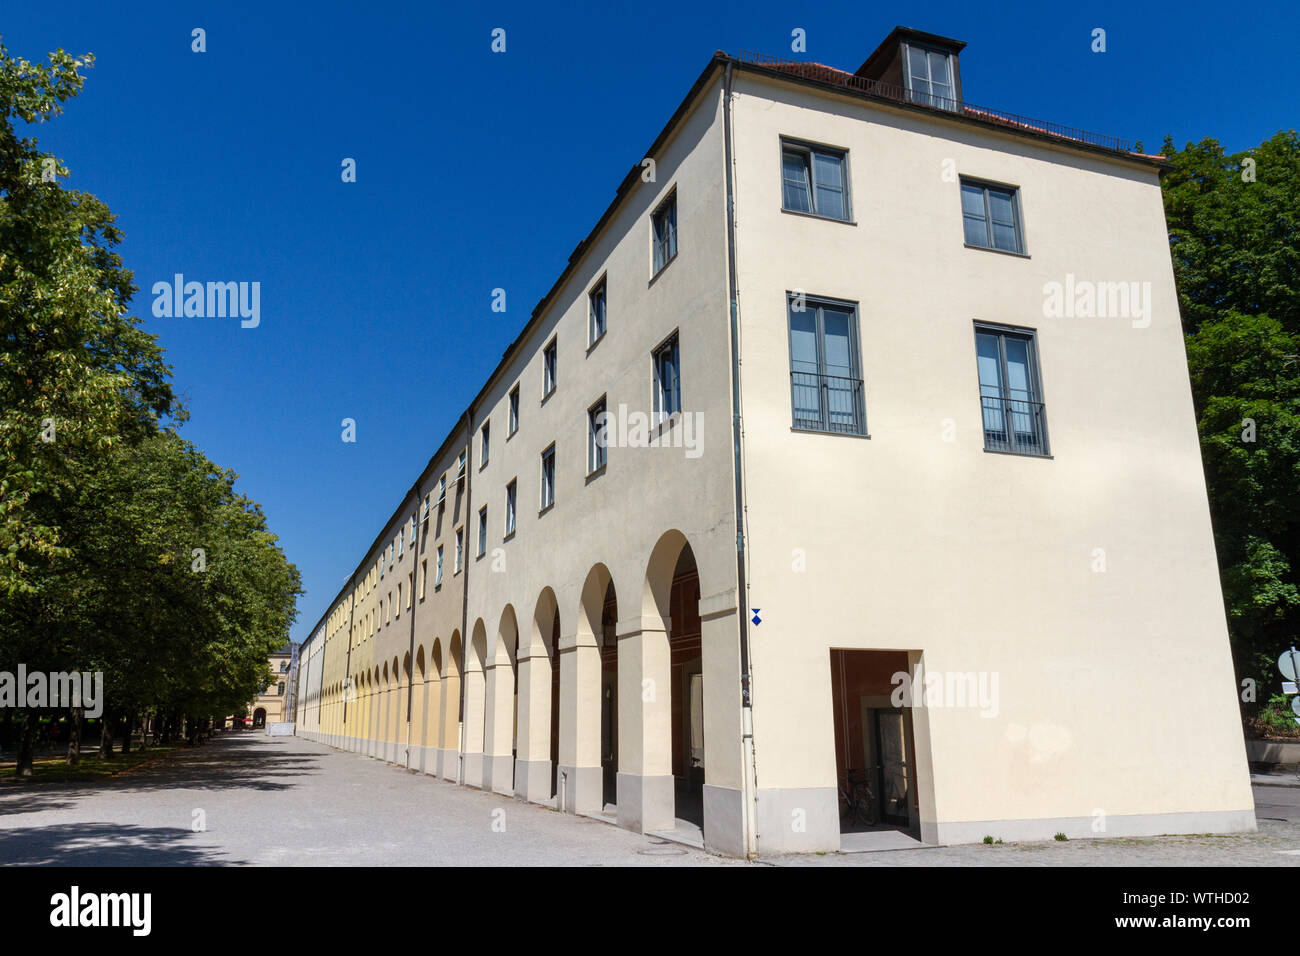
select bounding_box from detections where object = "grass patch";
[0,746,178,782]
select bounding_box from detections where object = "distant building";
[236,644,294,728]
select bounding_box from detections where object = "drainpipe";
[722,58,759,859]
[341,569,356,738]
[404,479,423,767]
[457,409,474,784]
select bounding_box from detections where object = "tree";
[0,41,300,773]
[0,41,176,597]
[1161,131,1300,714]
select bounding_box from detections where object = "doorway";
[829,649,919,836]
[600,581,618,810]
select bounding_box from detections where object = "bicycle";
[838,768,876,827]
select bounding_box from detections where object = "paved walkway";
[0,734,738,866]
[0,733,1296,866]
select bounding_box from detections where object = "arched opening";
[642,530,704,833]
[570,565,617,816]
[391,655,401,763]
[402,651,414,767]
[518,588,561,805]
[440,632,461,780]
[464,621,488,785]
[370,666,381,756]
[414,645,428,767]
[374,665,385,757]
[253,707,267,729]
[486,606,519,794]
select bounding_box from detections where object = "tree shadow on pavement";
[0,823,245,865]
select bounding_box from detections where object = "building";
[239,644,293,729]
[295,26,1255,856]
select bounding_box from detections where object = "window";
[653,333,681,423]
[540,444,556,511]
[652,192,677,274]
[437,475,447,506]
[435,545,444,587]
[509,385,519,436]
[406,571,413,609]
[589,278,607,344]
[975,324,1049,456]
[543,339,557,397]
[395,583,401,617]
[781,141,849,220]
[905,43,955,110]
[477,506,487,558]
[454,528,463,572]
[409,515,417,544]
[787,295,866,435]
[420,559,427,599]
[456,451,467,481]
[588,397,608,474]
[280,662,288,673]
[277,682,285,696]
[480,421,490,468]
[961,179,1024,254]
[505,479,517,536]
[421,494,430,523]
[398,531,404,558]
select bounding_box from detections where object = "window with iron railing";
[975,324,1049,456]
[788,295,867,436]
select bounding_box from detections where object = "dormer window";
[905,43,955,110]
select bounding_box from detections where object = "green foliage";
[0,40,176,595]
[1248,694,1300,739]
[1161,130,1300,708]
[0,39,300,756]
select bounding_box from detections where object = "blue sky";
[5,0,1294,642]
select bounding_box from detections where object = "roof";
[732,51,1163,165]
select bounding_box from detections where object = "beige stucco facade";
[295,29,1254,857]
[237,647,292,727]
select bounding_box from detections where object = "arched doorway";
[463,621,488,786]
[485,607,519,794]
[516,589,560,805]
[633,530,704,834]
[439,632,461,781]
[253,707,267,729]
[567,565,617,816]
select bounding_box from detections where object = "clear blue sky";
[6,0,1294,642]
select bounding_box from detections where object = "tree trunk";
[16,712,34,777]
[120,713,132,754]
[67,706,82,766]
[100,710,114,758]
